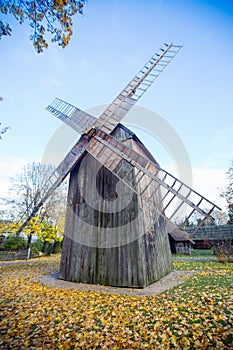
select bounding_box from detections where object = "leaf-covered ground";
[0,256,232,349]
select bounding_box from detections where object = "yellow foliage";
[0,221,21,234]
[1,0,86,53]
[1,216,63,243]
[0,259,232,349]
[24,216,41,236]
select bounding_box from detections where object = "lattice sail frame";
[94,43,182,134]
[46,98,97,134]
[86,129,221,237]
[46,43,182,135]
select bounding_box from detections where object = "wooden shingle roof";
[184,225,233,241]
[169,227,194,243]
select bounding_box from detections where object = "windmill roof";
[112,123,160,166]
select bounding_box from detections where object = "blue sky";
[0,0,233,210]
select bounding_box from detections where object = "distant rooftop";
[184,225,233,241]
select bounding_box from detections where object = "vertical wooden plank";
[60,124,173,287]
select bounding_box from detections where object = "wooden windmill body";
[60,124,172,287]
[18,43,221,288]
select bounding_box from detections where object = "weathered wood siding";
[59,124,173,287]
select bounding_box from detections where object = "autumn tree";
[1,162,67,255]
[221,161,233,224]
[0,216,63,257]
[0,0,86,53]
[179,209,228,228]
[3,162,66,219]
[23,215,63,256]
[210,210,228,226]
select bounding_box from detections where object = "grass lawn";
[191,249,214,257]
[172,249,215,259]
[0,255,232,349]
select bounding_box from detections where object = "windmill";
[18,43,220,288]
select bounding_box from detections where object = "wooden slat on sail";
[46,97,97,134]
[86,130,221,235]
[94,43,182,134]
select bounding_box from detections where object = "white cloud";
[192,167,228,210]
[0,155,28,197]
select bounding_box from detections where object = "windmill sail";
[93,43,182,134]
[86,129,221,236]
[46,97,97,134]
[46,44,181,138]
[16,135,90,234]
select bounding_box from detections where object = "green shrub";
[3,235,27,251]
[209,239,233,262]
[43,241,54,255]
[52,241,62,254]
[31,240,44,256]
